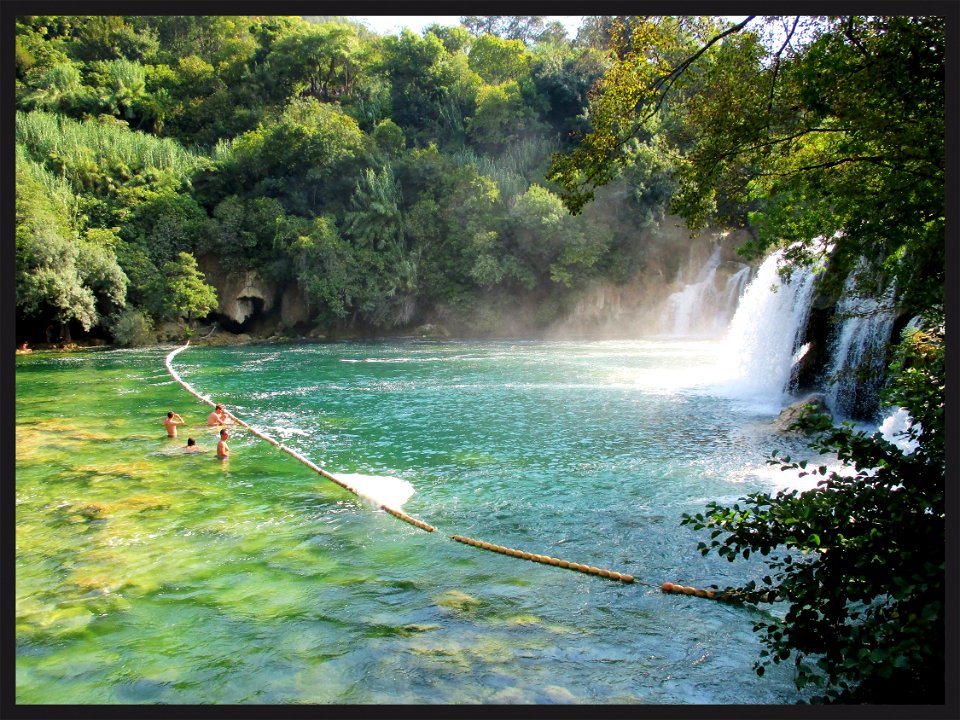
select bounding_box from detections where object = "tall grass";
[16,110,203,176]
[16,142,80,225]
[452,134,559,203]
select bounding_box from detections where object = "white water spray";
[879,407,921,455]
[660,244,751,338]
[335,473,416,511]
[712,249,820,409]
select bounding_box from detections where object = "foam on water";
[333,472,416,510]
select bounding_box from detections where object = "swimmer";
[184,437,203,453]
[216,428,230,459]
[207,404,233,426]
[16,342,32,354]
[164,411,185,438]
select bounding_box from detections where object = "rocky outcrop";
[773,393,832,435]
[197,255,315,334]
[214,269,276,326]
[279,285,311,329]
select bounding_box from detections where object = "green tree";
[87,58,148,121]
[504,183,601,289]
[461,16,547,45]
[547,15,731,214]
[372,118,405,156]
[72,15,158,62]
[467,33,531,85]
[149,251,217,322]
[14,16,83,101]
[341,164,421,326]
[15,145,128,332]
[123,189,211,266]
[530,44,607,144]
[425,24,473,54]
[379,29,474,147]
[108,307,156,347]
[19,61,90,115]
[275,215,356,323]
[208,97,364,214]
[267,21,361,102]
[466,81,544,154]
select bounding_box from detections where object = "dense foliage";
[546,15,947,704]
[13,14,948,704]
[15,14,675,341]
[548,16,944,322]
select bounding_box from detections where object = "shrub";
[109,308,155,347]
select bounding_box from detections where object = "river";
[16,338,822,704]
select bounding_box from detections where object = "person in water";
[207,404,233,426]
[164,411,185,438]
[216,428,230,459]
[184,437,203,452]
[16,342,31,354]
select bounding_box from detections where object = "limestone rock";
[197,255,276,326]
[773,393,831,435]
[280,284,311,329]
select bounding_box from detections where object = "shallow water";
[15,339,820,705]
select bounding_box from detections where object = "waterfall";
[713,249,820,408]
[823,263,897,419]
[660,243,752,338]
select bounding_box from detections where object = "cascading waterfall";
[713,248,820,409]
[661,243,752,337]
[823,263,897,419]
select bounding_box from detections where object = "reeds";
[16,110,202,176]
[452,134,559,203]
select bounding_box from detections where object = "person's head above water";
[186,438,196,447]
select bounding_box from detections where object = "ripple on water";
[15,340,808,705]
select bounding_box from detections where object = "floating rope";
[164,343,732,592]
[451,535,635,583]
[659,582,777,603]
[164,343,434,532]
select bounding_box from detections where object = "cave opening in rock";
[218,296,265,334]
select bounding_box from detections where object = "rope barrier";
[451,535,634,583]
[659,582,776,603]
[164,343,745,594]
[164,343,436,532]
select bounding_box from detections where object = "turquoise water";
[16,339,815,705]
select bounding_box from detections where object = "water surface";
[16,339,817,704]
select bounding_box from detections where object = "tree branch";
[568,17,759,194]
[767,17,800,118]
[641,16,757,119]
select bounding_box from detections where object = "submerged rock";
[434,590,483,612]
[773,393,831,435]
